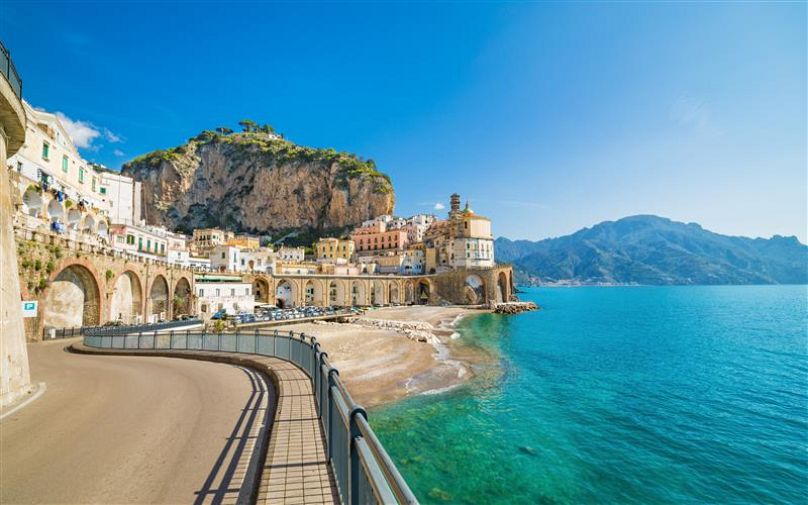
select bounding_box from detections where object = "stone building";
[424,194,495,273]
[191,228,233,255]
[315,237,355,262]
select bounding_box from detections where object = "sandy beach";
[272,306,493,408]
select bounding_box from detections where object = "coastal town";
[6,98,524,341]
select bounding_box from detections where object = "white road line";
[0,382,47,421]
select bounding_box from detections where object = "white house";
[195,275,255,317]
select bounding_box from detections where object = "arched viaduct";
[16,228,194,341]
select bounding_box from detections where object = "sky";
[3,1,806,242]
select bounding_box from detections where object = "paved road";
[1,338,268,504]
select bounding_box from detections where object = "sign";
[21,301,38,318]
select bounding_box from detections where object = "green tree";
[238,119,258,132]
[260,124,276,135]
[216,126,233,135]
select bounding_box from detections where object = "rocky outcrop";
[122,130,395,236]
[491,301,538,314]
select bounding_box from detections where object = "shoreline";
[271,305,494,408]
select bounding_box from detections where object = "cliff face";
[121,131,395,236]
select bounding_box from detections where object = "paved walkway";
[70,343,340,505]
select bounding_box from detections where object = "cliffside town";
[7,99,513,335]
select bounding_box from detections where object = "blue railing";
[82,327,418,505]
[0,41,22,98]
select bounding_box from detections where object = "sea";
[370,286,808,504]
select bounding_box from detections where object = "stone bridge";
[246,264,514,309]
[16,226,514,341]
[16,228,195,341]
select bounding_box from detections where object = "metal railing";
[82,327,418,505]
[49,318,202,339]
[0,40,22,98]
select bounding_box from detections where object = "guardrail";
[0,40,22,98]
[50,318,202,339]
[82,327,418,505]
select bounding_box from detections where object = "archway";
[82,214,96,234]
[351,281,366,306]
[389,284,400,304]
[148,275,169,322]
[276,280,295,308]
[47,199,64,223]
[304,280,323,306]
[43,264,101,328]
[328,280,346,306]
[109,271,143,324]
[97,220,109,238]
[464,275,486,304]
[23,188,43,217]
[253,278,270,303]
[67,208,82,230]
[416,280,431,305]
[174,277,192,316]
[497,271,509,303]
[405,282,415,305]
[371,280,385,306]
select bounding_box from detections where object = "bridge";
[16,225,514,341]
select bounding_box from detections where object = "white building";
[9,101,110,240]
[402,246,425,275]
[210,245,241,272]
[277,246,305,262]
[108,222,168,257]
[240,247,276,273]
[167,231,190,266]
[99,171,142,225]
[195,275,254,317]
[188,256,212,270]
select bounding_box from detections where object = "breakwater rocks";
[316,318,438,344]
[491,302,539,314]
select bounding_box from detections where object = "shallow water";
[370,286,808,504]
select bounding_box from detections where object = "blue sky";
[3,1,806,242]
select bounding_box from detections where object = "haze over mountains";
[496,215,808,286]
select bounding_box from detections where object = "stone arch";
[47,198,64,223]
[371,280,386,306]
[416,279,432,305]
[97,219,109,238]
[497,271,509,303]
[109,270,144,324]
[43,263,101,328]
[464,274,486,305]
[23,187,43,217]
[67,208,82,230]
[351,280,367,306]
[405,281,415,305]
[304,279,324,306]
[81,214,96,233]
[148,274,169,322]
[253,277,270,303]
[328,280,346,306]
[173,277,192,316]
[276,279,296,308]
[389,283,400,304]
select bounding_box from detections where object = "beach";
[273,306,492,407]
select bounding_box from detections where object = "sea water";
[371,286,808,504]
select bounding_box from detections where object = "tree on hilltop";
[239,119,258,132]
[216,126,233,135]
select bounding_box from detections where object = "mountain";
[496,215,808,285]
[122,128,394,238]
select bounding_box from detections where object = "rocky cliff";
[121,130,395,237]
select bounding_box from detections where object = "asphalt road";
[0,338,267,504]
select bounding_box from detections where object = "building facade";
[315,237,355,262]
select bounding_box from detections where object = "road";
[1,338,269,504]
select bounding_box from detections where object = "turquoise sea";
[371,286,808,504]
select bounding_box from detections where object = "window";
[126,234,135,245]
[160,244,165,254]
[147,239,151,252]
[221,252,225,259]
[216,289,220,297]
[16,161,22,172]
[100,187,107,195]
[78,167,85,183]
[92,176,97,192]
[231,289,235,296]
[138,237,143,251]
[62,155,68,173]
[199,289,205,297]
[42,142,50,160]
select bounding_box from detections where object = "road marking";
[0,382,47,420]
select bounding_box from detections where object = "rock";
[518,445,538,456]
[492,302,539,314]
[122,131,394,235]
